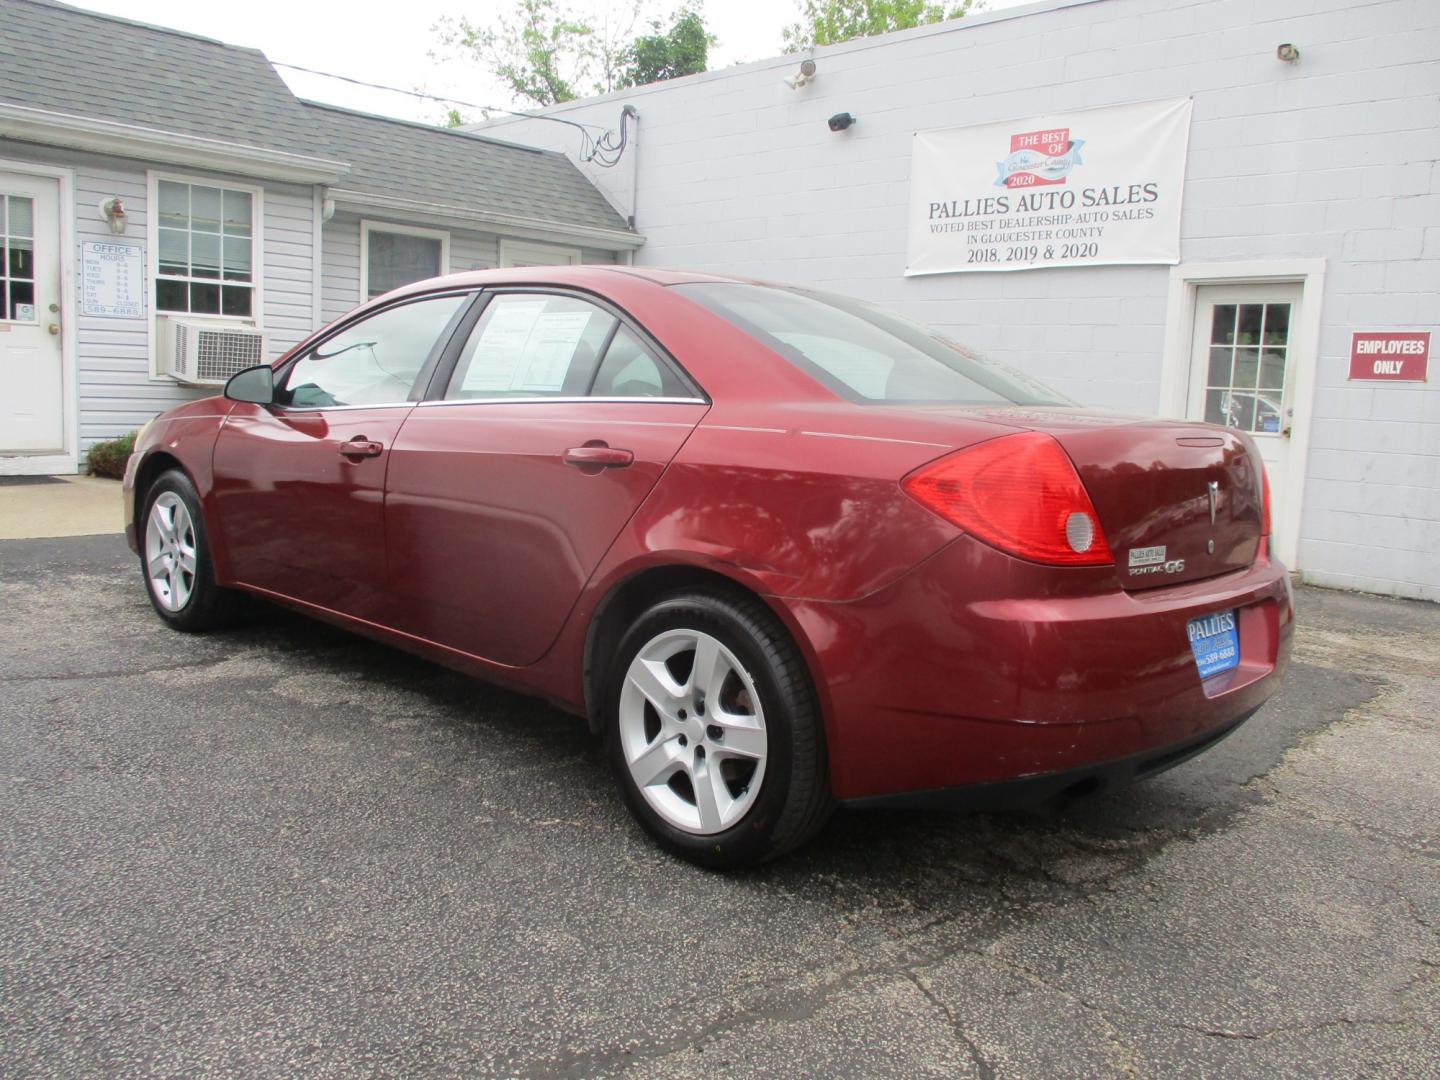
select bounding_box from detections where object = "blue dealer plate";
[1187,609,1240,679]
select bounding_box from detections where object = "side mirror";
[224,364,275,405]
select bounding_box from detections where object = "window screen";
[366,229,445,299]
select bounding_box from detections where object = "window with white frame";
[155,178,257,318]
[361,222,448,301]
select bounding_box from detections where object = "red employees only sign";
[1349,332,1430,381]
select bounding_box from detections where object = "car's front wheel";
[605,589,831,867]
[141,469,241,632]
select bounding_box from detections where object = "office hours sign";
[906,98,1193,276]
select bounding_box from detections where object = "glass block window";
[1204,302,1290,435]
[1,194,36,322]
[156,180,255,318]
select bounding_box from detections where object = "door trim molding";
[0,158,77,474]
[1159,258,1326,570]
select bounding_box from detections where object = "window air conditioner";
[157,316,266,387]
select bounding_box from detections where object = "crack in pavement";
[904,968,998,1080]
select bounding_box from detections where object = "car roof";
[381,264,774,303]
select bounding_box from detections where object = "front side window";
[365,226,446,300]
[277,293,468,408]
[674,282,1071,407]
[156,179,255,318]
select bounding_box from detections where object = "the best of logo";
[995,128,1085,189]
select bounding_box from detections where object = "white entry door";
[1186,282,1305,566]
[0,170,63,452]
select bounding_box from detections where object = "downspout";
[624,106,639,265]
[311,186,325,331]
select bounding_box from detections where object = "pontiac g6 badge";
[1128,545,1185,576]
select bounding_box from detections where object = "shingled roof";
[298,102,629,233]
[0,0,633,238]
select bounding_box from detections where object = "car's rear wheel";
[141,469,240,632]
[605,589,831,867]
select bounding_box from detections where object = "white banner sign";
[906,98,1193,276]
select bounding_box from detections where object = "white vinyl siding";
[261,184,318,356]
[0,142,320,451]
[320,211,619,326]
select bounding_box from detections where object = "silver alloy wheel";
[618,628,769,835]
[144,491,198,612]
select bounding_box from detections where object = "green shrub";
[86,431,137,479]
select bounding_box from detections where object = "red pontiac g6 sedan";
[123,267,1292,867]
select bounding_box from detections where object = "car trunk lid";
[943,407,1263,588]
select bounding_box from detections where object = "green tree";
[618,4,714,88]
[782,0,973,53]
[435,0,638,107]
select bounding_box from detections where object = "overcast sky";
[72,0,1031,125]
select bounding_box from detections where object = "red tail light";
[902,432,1112,566]
[1258,456,1272,537]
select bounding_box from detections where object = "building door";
[1186,282,1305,566]
[0,170,63,453]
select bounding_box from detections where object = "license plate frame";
[1187,609,1240,679]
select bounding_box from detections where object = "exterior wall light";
[785,59,817,90]
[828,112,857,132]
[98,195,126,234]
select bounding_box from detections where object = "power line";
[269,59,616,142]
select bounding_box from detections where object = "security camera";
[784,58,817,89]
[827,112,856,132]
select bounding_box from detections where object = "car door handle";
[563,445,634,469]
[339,437,384,459]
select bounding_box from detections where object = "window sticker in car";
[460,301,545,392]
[516,310,594,391]
[461,302,596,394]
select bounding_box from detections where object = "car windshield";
[673,282,1072,406]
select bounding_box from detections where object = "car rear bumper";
[842,709,1256,811]
[781,536,1293,802]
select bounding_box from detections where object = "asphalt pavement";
[1,534,1436,1077]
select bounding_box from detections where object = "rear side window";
[673,282,1070,406]
[443,293,699,401]
[589,327,691,398]
[445,294,617,399]
[277,293,467,408]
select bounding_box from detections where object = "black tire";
[139,469,242,633]
[604,588,832,868]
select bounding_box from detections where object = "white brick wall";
[481,0,1440,601]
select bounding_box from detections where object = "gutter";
[325,188,646,251]
[0,103,350,185]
